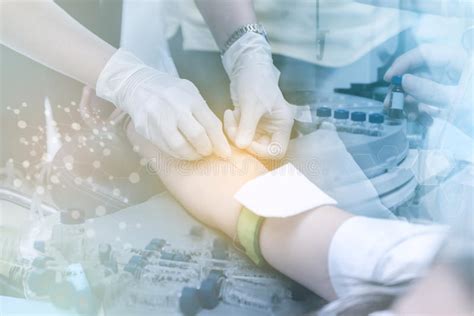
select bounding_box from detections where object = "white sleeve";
[328,217,448,298]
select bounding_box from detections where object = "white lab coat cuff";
[221,32,273,76]
[96,49,148,107]
[328,216,448,298]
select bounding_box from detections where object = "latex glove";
[222,32,294,159]
[384,44,467,112]
[96,49,231,161]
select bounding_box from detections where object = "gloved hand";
[384,44,467,112]
[96,49,231,161]
[222,32,294,159]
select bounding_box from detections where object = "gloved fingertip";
[236,136,252,149]
[191,150,205,161]
[219,146,232,159]
[200,148,213,157]
[236,127,256,148]
[213,137,232,159]
[228,126,237,137]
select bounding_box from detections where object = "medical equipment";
[333,109,350,132]
[289,91,414,216]
[0,192,324,315]
[315,107,333,128]
[388,76,405,120]
[350,111,367,134]
[291,92,408,175]
[368,113,385,137]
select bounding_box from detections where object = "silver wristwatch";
[221,23,268,55]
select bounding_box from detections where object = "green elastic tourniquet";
[237,207,266,267]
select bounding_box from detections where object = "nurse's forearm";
[0,0,115,87]
[195,0,257,49]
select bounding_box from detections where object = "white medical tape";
[234,163,337,218]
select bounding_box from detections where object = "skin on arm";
[0,0,115,87]
[194,0,257,49]
[126,120,267,237]
[126,123,352,301]
[261,207,352,301]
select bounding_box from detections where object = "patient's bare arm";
[126,123,351,301]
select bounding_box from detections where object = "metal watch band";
[234,206,266,267]
[221,23,268,55]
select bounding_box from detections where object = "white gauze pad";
[234,163,337,218]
